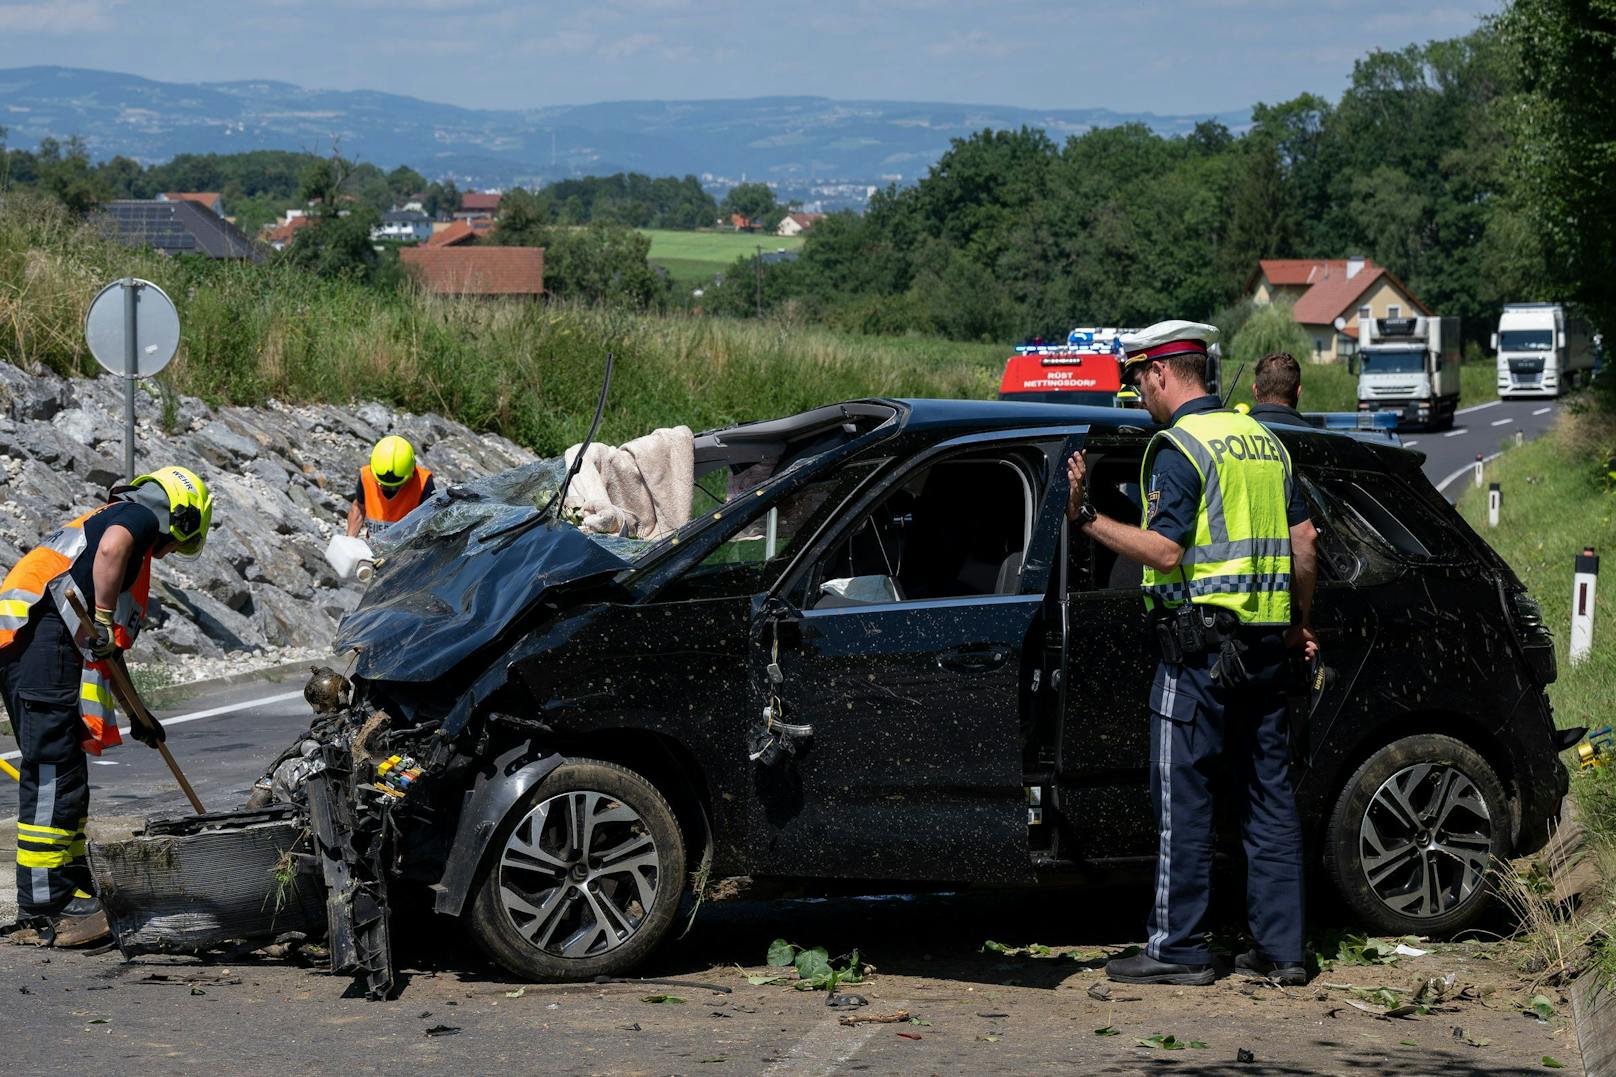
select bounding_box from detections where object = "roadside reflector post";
[1514,429,1524,448]
[1571,546,1598,665]
[1488,483,1500,528]
[1473,453,1484,488]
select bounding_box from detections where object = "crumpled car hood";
[335,458,649,683]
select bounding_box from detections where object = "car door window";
[797,450,1042,609]
[657,461,886,602]
[1297,473,1401,585]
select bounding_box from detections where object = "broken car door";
[742,430,1079,882]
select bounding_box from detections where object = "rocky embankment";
[0,362,535,680]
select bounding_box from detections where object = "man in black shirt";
[1246,352,1309,429]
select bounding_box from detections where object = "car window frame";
[770,425,1087,612]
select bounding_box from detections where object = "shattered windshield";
[372,456,655,562]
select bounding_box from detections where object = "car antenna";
[541,351,615,522]
[1220,361,1246,409]
[480,352,614,546]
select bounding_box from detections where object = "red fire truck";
[997,328,1129,406]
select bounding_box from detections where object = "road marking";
[1402,439,1420,447]
[1443,428,1468,438]
[763,1012,886,1077]
[1491,418,1514,427]
[1534,407,1552,415]
[1457,400,1502,415]
[1,689,305,762]
[1436,451,1504,494]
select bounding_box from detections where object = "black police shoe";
[1105,951,1216,986]
[1234,948,1308,986]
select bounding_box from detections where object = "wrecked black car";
[252,398,1573,994]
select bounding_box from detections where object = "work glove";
[131,714,166,749]
[89,606,119,659]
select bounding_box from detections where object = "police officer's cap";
[1119,320,1219,382]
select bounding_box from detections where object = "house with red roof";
[425,217,495,247]
[776,211,823,237]
[159,192,225,218]
[1246,257,1430,362]
[400,246,543,298]
[457,192,503,219]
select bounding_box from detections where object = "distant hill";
[0,66,1248,191]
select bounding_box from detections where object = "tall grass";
[0,193,1003,454]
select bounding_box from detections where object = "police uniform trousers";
[1144,628,1304,966]
[0,608,92,917]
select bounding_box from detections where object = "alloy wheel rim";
[497,790,660,958]
[1358,762,1493,919]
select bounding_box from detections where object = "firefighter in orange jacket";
[347,435,435,537]
[0,467,212,940]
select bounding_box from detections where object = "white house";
[777,211,824,237]
[372,209,434,243]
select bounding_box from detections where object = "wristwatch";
[1072,500,1098,528]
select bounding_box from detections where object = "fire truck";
[998,327,1219,406]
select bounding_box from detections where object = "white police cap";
[1119,320,1220,375]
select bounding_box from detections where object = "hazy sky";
[0,0,1502,115]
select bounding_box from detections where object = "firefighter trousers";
[0,608,91,917]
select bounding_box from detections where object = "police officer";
[1065,321,1319,986]
[347,435,435,537]
[0,467,213,943]
[1247,351,1309,429]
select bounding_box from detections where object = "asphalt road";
[1405,395,1562,494]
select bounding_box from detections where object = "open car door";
[741,428,1082,882]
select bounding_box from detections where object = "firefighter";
[347,435,435,537]
[1065,321,1319,986]
[0,467,212,943]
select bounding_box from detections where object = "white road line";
[1443,428,1468,438]
[1457,400,1502,415]
[1,689,305,762]
[1402,439,1420,447]
[1436,451,1504,494]
[763,1012,886,1077]
[1534,407,1552,416]
[1491,418,1514,427]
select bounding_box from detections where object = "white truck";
[1493,303,1594,399]
[1353,315,1461,430]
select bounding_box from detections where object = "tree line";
[704,15,1612,351]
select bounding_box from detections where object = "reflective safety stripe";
[78,663,122,755]
[17,821,73,842]
[1145,573,1294,604]
[1158,428,1229,544]
[17,846,72,869]
[1179,537,1293,568]
[80,678,115,709]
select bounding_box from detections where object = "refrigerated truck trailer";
[1494,303,1594,399]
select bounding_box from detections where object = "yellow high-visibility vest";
[1139,409,1294,626]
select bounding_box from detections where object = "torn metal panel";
[306,745,396,1000]
[88,806,323,956]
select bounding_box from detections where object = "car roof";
[889,397,1423,458]
[892,397,1143,433]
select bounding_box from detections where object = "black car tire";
[467,759,686,981]
[1324,733,1512,937]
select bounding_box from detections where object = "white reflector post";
[1571,546,1598,665]
[1474,453,1484,488]
[1488,483,1500,528]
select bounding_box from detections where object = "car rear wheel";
[467,759,686,981]
[1324,734,1511,937]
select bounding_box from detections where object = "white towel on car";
[563,426,694,540]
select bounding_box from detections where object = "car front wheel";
[467,759,686,981]
[1324,734,1512,937]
